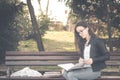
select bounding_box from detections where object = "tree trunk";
[27,0,44,51]
[46,0,49,17]
[38,0,43,16]
[107,19,113,51]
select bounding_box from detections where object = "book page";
[58,63,75,71]
[58,62,85,71]
[68,63,84,71]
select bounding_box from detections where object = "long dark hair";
[74,21,96,53]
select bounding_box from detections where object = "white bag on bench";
[11,67,42,77]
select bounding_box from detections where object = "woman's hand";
[84,58,93,65]
[78,57,84,63]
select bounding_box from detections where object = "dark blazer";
[80,37,110,72]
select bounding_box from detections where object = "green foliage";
[68,0,120,29]
[26,16,50,40]
[0,0,18,51]
[0,0,24,63]
[14,5,32,40]
[38,15,50,36]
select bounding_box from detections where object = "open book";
[58,62,85,71]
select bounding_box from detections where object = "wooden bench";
[0,51,120,80]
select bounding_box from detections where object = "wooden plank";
[6,56,79,61]
[106,61,120,65]
[110,56,120,60]
[6,51,79,56]
[5,61,78,66]
[6,51,120,56]
[1,75,120,80]
[98,76,120,80]
[5,56,120,61]
[6,53,79,56]
[0,77,66,80]
[110,52,120,55]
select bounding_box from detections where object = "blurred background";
[0,0,120,64]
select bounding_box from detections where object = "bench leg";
[119,66,120,75]
[6,67,10,77]
[6,67,14,77]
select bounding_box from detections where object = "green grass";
[18,31,76,52]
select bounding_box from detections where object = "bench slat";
[6,56,120,61]
[6,61,78,66]
[6,56,79,61]
[106,61,120,66]
[6,61,120,66]
[110,56,120,60]
[0,77,65,80]
[6,51,79,56]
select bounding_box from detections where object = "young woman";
[62,21,110,80]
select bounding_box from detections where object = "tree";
[37,0,50,36]
[27,0,44,51]
[66,0,120,51]
[0,0,23,64]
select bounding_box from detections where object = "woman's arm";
[92,38,110,63]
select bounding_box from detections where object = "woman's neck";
[86,35,91,44]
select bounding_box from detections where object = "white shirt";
[83,44,91,67]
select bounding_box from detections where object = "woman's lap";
[62,67,101,80]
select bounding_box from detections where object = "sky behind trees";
[21,0,70,25]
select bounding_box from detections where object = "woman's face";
[76,26,89,39]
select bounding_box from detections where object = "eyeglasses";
[77,29,86,34]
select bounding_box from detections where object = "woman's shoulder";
[92,36,105,43]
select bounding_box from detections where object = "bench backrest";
[4,51,120,79]
[5,51,80,66]
[5,51,120,76]
[106,52,120,66]
[5,51,120,66]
